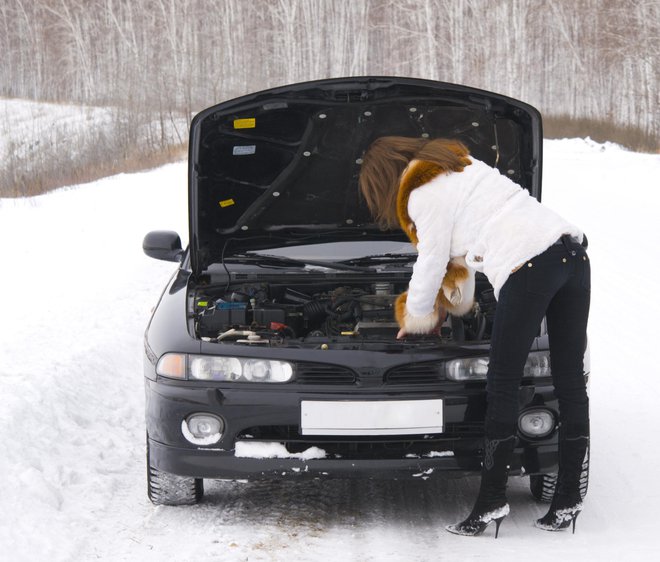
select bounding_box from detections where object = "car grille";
[384,362,445,384]
[293,362,447,385]
[239,423,482,440]
[295,362,357,384]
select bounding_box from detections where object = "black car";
[142,77,589,505]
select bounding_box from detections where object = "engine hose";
[304,299,329,323]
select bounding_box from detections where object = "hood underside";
[189,77,543,276]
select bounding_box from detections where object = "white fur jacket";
[400,157,583,334]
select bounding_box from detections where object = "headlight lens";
[243,359,293,382]
[156,353,293,383]
[445,351,552,381]
[445,357,490,381]
[190,356,242,381]
[524,352,551,377]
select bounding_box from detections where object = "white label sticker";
[233,145,256,156]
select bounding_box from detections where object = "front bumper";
[148,438,558,481]
[145,377,560,480]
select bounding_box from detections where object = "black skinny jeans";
[486,236,591,429]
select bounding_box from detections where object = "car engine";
[193,276,496,345]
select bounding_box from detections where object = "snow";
[0,97,188,174]
[1,138,660,560]
[0,97,112,160]
[406,451,454,459]
[412,468,435,478]
[235,442,327,460]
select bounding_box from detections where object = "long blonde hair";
[359,137,471,229]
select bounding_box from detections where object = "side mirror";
[143,230,183,262]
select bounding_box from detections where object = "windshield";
[246,241,416,261]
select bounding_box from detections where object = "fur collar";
[395,159,446,245]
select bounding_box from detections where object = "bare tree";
[1,0,657,196]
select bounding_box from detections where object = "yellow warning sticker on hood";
[233,118,256,129]
[219,198,235,207]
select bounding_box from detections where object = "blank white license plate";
[300,399,443,436]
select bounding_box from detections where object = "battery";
[215,301,248,325]
[253,306,286,326]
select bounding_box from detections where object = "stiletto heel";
[535,503,582,532]
[535,426,589,533]
[494,516,504,539]
[446,425,516,538]
[446,504,509,537]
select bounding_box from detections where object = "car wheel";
[147,437,203,505]
[529,448,589,503]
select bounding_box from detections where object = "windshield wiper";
[340,252,417,266]
[228,254,372,272]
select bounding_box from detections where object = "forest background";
[1,0,658,197]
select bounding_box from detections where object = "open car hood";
[189,77,543,277]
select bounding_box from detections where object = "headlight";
[156,353,294,383]
[445,351,552,381]
[243,359,293,382]
[524,351,551,377]
[445,357,489,381]
[190,356,242,381]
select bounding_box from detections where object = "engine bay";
[192,274,497,346]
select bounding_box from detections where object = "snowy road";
[1,140,659,561]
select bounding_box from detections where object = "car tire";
[147,437,204,505]
[529,447,589,503]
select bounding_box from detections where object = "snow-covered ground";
[0,98,188,160]
[0,98,113,158]
[1,139,659,561]
[0,98,188,196]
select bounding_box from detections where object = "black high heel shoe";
[446,504,509,538]
[447,426,516,539]
[535,425,589,534]
[535,503,581,533]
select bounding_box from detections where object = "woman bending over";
[359,137,590,537]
